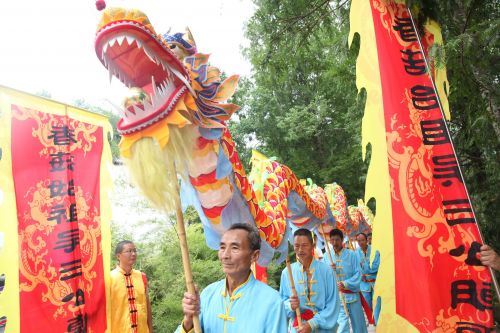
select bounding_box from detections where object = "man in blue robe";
[323,229,367,333]
[280,228,340,333]
[355,232,380,314]
[177,223,287,333]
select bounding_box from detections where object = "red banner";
[11,104,107,332]
[369,1,493,330]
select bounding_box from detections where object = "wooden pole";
[173,180,201,333]
[320,225,350,320]
[285,257,303,329]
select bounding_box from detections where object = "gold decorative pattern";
[12,105,99,156]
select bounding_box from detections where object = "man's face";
[357,234,368,250]
[218,229,259,277]
[330,235,343,252]
[294,235,314,264]
[117,243,137,267]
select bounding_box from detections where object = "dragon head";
[95,8,240,211]
[95,8,196,136]
[96,8,240,155]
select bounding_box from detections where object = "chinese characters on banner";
[353,1,494,331]
[0,86,112,333]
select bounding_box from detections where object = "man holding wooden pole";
[324,229,367,333]
[280,228,340,333]
[177,223,287,333]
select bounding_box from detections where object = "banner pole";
[286,257,303,329]
[172,170,201,333]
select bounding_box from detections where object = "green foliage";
[231,0,368,205]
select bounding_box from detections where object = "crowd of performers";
[110,223,500,333]
[177,224,380,333]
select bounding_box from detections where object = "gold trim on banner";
[0,86,21,333]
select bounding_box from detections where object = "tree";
[231,0,368,205]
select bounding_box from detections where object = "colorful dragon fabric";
[322,183,372,242]
[95,8,335,265]
[347,205,371,238]
[324,183,349,233]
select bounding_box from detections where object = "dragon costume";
[94,7,336,265]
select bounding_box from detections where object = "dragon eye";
[169,44,177,49]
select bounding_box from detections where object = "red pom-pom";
[96,0,106,11]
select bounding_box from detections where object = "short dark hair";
[330,228,344,240]
[293,228,313,244]
[115,240,134,255]
[227,223,261,251]
[357,232,367,240]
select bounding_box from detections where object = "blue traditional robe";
[280,259,340,332]
[356,245,380,310]
[176,273,287,333]
[323,247,367,333]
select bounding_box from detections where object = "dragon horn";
[185,27,197,49]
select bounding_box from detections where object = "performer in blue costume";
[177,223,287,333]
[280,228,339,333]
[324,229,367,333]
[355,232,380,312]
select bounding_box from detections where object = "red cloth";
[292,309,314,328]
[340,289,375,325]
[359,292,375,325]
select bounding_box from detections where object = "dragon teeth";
[132,105,143,114]
[101,32,184,108]
[143,46,156,63]
[108,63,114,83]
[116,36,126,46]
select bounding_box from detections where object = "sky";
[0,0,255,109]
